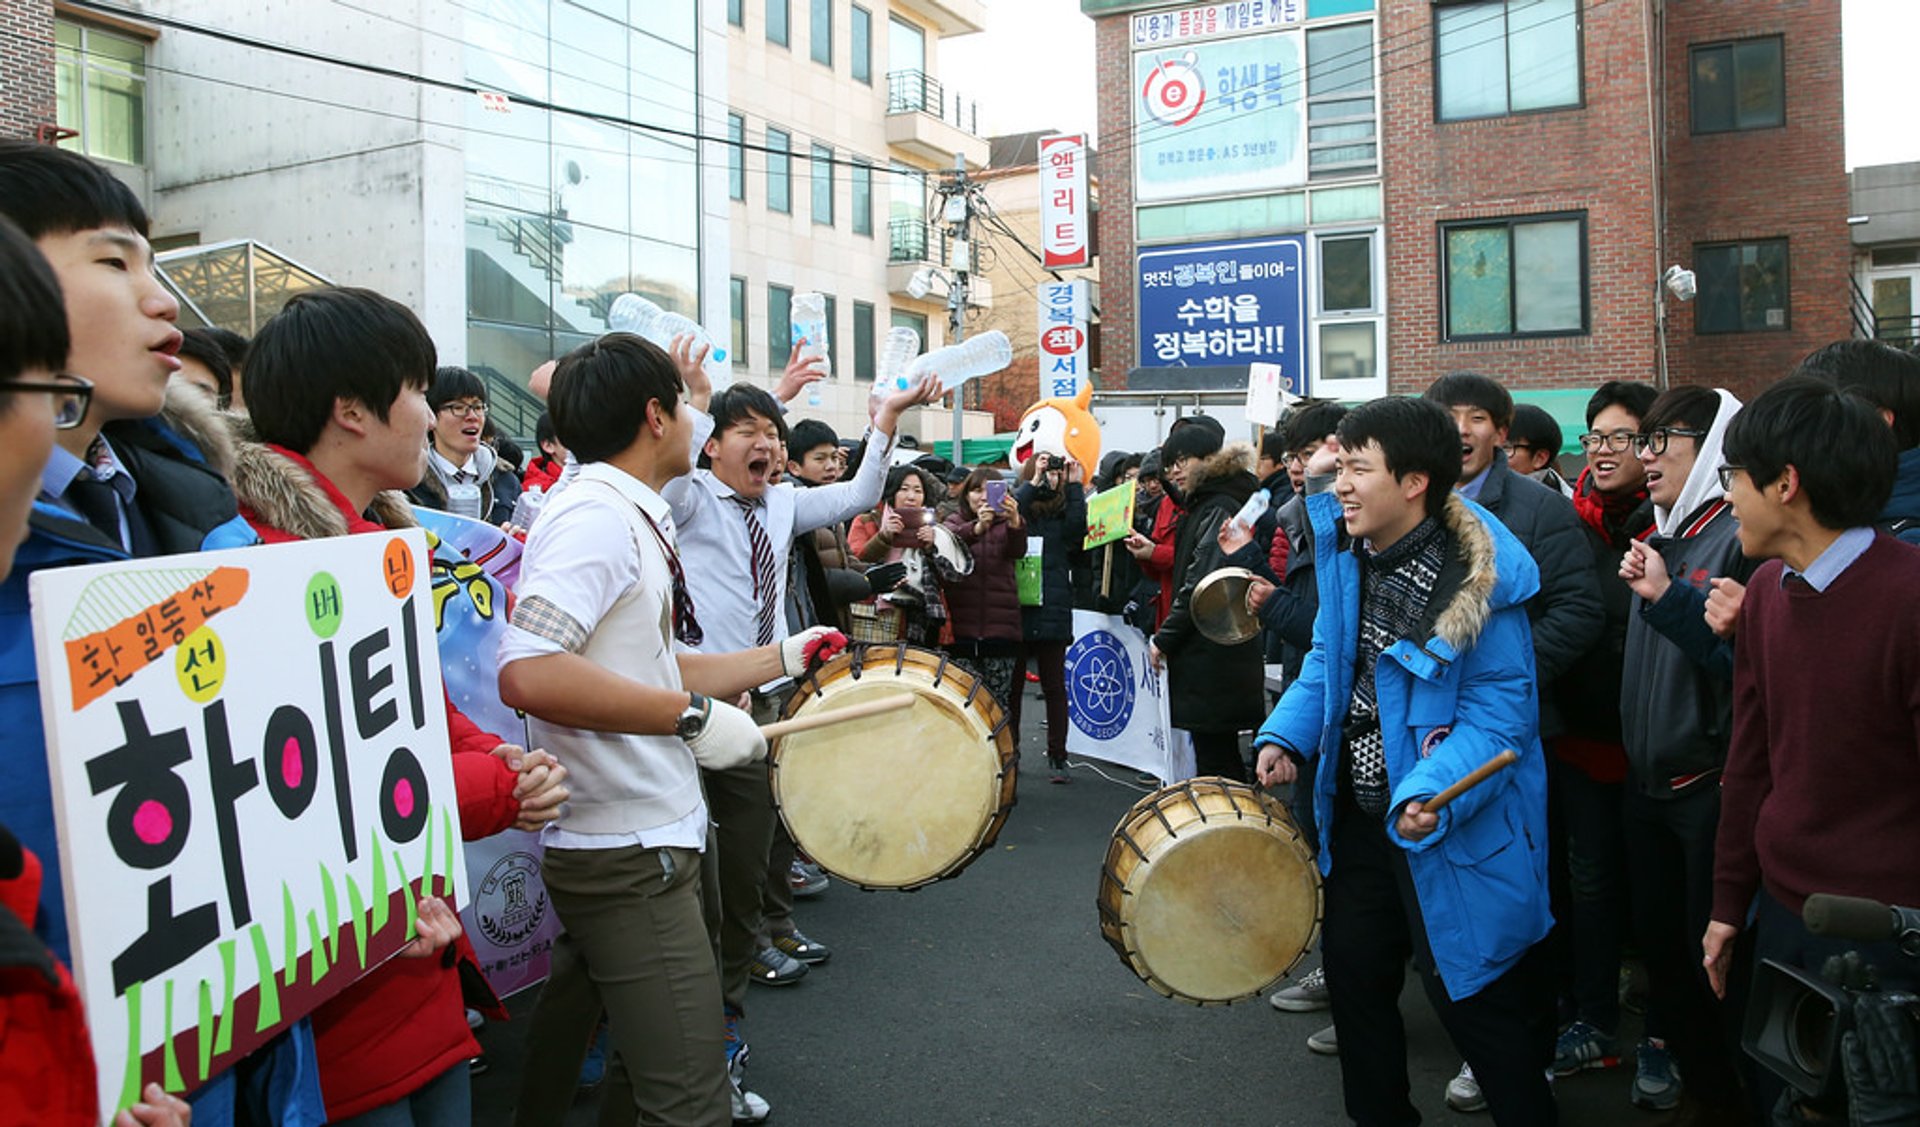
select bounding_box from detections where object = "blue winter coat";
[1257,487,1553,1002]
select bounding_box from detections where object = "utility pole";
[945,151,970,461]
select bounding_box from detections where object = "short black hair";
[1508,403,1562,458]
[788,418,838,458]
[1259,431,1288,465]
[1424,371,1514,430]
[1793,340,1920,451]
[703,384,790,468]
[247,287,437,454]
[427,366,487,412]
[1640,385,1723,436]
[1337,397,1462,519]
[534,410,558,451]
[178,328,233,403]
[1284,401,1349,451]
[199,326,250,369]
[1585,380,1658,428]
[0,213,70,384]
[549,333,681,464]
[1723,376,1895,531]
[492,433,525,473]
[0,140,150,239]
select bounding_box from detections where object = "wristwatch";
[675,692,710,740]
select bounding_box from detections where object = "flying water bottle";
[869,325,924,409]
[789,291,831,406]
[1231,487,1271,532]
[606,292,730,384]
[905,330,1014,393]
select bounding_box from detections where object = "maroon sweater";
[1711,534,1920,926]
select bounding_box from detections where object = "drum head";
[1192,567,1261,645]
[774,648,1011,889]
[928,524,972,577]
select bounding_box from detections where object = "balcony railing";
[889,217,950,265]
[886,69,979,136]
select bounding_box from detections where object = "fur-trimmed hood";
[1184,441,1256,492]
[157,378,240,479]
[1425,492,1539,656]
[224,414,416,539]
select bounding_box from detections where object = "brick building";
[1082,0,1849,408]
[0,2,54,143]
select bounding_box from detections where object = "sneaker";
[729,1077,771,1124]
[724,1015,748,1086]
[468,1055,489,1075]
[748,945,809,986]
[771,928,832,965]
[578,1024,608,1091]
[465,1007,485,1031]
[1632,1038,1683,1111]
[1305,1023,1339,1056]
[1445,1063,1487,1113]
[1553,1020,1620,1075]
[1049,756,1070,784]
[1270,966,1330,1012]
[789,860,829,898]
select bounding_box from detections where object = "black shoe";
[748,945,809,986]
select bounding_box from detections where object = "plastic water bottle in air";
[511,485,546,532]
[789,291,832,378]
[870,326,923,408]
[906,330,1014,392]
[1231,488,1270,532]
[606,292,729,382]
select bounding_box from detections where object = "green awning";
[930,435,1016,464]
[1510,388,1596,458]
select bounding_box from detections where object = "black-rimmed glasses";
[0,372,93,429]
[1716,465,1746,492]
[1578,430,1637,454]
[1631,427,1707,456]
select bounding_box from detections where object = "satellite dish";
[563,159,583,186]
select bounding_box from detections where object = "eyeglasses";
[1631,427,1707,456]
[1716,465,1746,492]
[1284,445,1323,466]
[1502,442,1537,457]
[438,400,487,419]
[1578,430,1637,453]
[0,372,94,429]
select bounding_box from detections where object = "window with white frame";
[55,19,149,166]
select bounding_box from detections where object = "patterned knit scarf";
[1344,516,1448,815]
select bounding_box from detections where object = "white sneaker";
[1305,1023,1339,1055]
[1270,965,1330,1012]
[730,1079,771,1124]
[1445,1062,1487,1113]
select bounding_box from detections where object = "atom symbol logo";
[1067,630,1136,741]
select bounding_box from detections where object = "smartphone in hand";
[985,479,1009,512]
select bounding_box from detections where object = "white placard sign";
[1038,278,1093,401]
[1039,134,1091,269]
[1246,361,1285,428]
[28,530,467,1120]
[1064,612,1192,782]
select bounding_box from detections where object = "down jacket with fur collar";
[1154,443,1265,732]
[1258,486,1552,1002]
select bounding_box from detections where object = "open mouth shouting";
[152,329,183,375]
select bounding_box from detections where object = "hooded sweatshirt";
[1619,389,1760,796]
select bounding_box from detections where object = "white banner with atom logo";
[1064,612,1191,782]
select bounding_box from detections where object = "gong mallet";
[1423,749,1520,814]
[758,693,915,741]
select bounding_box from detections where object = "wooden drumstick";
[1422,749,1520,814]
[758,694,915,741]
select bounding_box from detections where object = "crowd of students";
[1,138,1918,1127]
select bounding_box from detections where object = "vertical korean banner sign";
[1037,278,1093,400]
[28,530,468,1121]
[1039,134,1090,269]
[1137,236,1307,392]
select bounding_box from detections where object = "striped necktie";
[730,495,780,646]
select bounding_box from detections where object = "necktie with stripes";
[730,495,780,646]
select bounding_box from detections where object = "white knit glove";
[685,695,766,770]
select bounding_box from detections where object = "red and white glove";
[780,626,849,678]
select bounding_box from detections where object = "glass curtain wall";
[462,0,702,425]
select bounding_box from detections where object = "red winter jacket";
[521,455,565,494]
[1140,495,1183,625]
[237,445,518,1119]
[0,831,96,1126]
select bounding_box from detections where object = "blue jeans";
[327,1063,470,1127]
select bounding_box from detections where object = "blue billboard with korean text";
[1137,236,1307,393]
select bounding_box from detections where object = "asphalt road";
[473,707,1686,1127]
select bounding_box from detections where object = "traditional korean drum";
[1098,777,1322,1004]
[773,643,1015,890]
